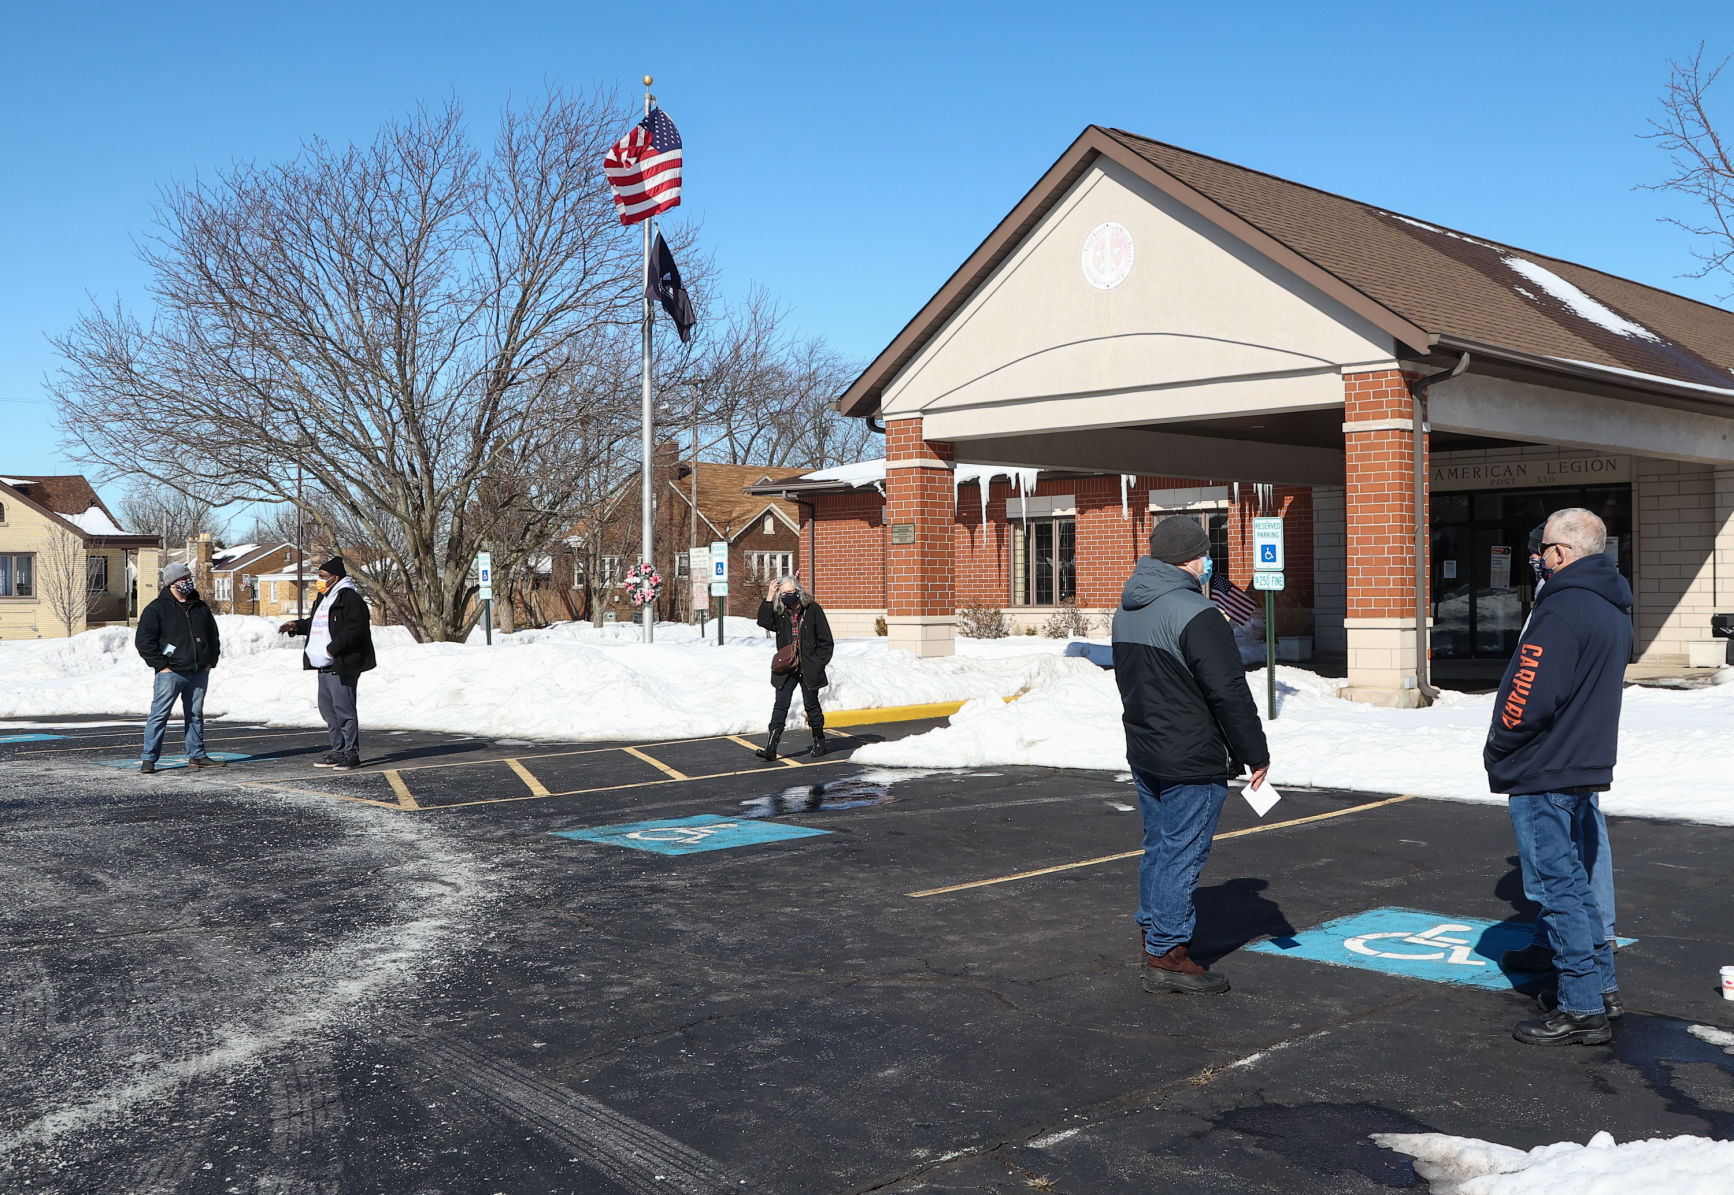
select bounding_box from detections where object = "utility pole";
[689,375,706,622]
[295,462,305,622]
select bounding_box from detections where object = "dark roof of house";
[672,463,807,538]
[0,474,154,543]
[838,125,1734,417]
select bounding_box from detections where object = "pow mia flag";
[648,231,697,344]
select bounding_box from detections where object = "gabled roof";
[211,543,293,573]
[0,474,155,544]
[666,462,807,540]
[838,125,1734,417]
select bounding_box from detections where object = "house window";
[246,577,259,602]
[1011,517,1075,605]
[214,575,233,602]
[762,514,775,535]
[746,551,793,581]
[0,553,34,597]
[675,554,689,577]
[87,556,109,594]
[600,556,622,586]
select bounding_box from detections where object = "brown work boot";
[1142,944,1231,995]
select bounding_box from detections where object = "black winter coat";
[135,589,222,673]
[286,585,377,677]
[1484,552,1633,795]
[1110,557,1269,782]
[757,594,834,688]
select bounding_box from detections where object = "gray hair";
[774,576,801,595]
[1544,507,1607,559]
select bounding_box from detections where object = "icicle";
[1120,473,1132,518]
[978,473,990,526]
[1233,481,1240,507]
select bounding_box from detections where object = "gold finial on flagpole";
[643,75,653,87]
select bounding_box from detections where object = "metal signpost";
[477,551,494,646]
[709,541,729,646]
[1251,517,1284,720]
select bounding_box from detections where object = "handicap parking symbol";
[1260,544,1277,563]
[1247,906,1635,991]
[552,813,830,856]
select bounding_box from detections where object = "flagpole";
[639,75,656,644]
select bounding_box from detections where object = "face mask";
[316,579,331,594]
[1529,555,1548,584]
[172,579,195,598]
[1197,556,1213,587]
[781,592,800,609]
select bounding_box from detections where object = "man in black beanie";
[1113,515,1270,995]
[279,556,376,770]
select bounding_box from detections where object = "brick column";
[885,416,956,656]
[1341,369,1428,707]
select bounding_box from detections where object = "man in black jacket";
[753,577,835,761]
[1112,517,1270,995]
[135,561,223,773]
[278,557,376,771]
[1486,507,1631,1046]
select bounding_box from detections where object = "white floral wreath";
[622,561,663,607]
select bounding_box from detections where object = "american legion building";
[748,126,1734,706]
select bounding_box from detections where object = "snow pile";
[851,663,1734,825]
[1372,1130,1733,1194]
[0,616,1093,742]
[799,458,886,488]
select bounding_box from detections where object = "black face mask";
[781,592,800,609]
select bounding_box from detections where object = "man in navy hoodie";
[1485,507,1631,1046]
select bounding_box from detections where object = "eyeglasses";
[1539,541,1565,557]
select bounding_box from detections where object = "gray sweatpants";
[317,671,360,760]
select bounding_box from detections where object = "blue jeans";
[141,669,208,762]
[1508,792,1617,1015]
[1134,773,1229,955]
[1521,800,1615,945]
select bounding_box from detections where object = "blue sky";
[1,2,1728,512]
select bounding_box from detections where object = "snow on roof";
[1501,256,1661,342]
[799,458,887,487]
[0,477,31,487]
[212,543,260,567]
[1555,356,1734,399]
[64,506,126,536]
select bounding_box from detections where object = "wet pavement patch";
[1247,906,1637,991]
[0,734,66,743]
[552,813,831,855]
[740,775,896,818]
[95,751,254,770]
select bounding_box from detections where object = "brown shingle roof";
[673,463,807,538]
[0,474,118,522]
[1102,128,1734,389]
[839,125,1734,416]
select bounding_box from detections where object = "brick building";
[800,125,1734,705]
[0,474,161,639]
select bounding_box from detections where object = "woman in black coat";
[754,577,835,761]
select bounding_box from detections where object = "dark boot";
[1501,943,1556,972]
[755,729,784,762]
[188,755,226,769]
[1536,988,1623,1019]
[807,728,828,758]
[1512,1008,1612,1046]
[139,760,156,775]
[1141,944,1230,995]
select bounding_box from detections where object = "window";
[762,514,775,535]
[746,551,793,581]
[213,574,233,602]
[85,555,109,594]
[1012,517,1075,605]
[0,553,34,597]
[675,553,690,577]
[600,556,622,586]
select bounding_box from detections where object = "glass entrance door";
[1430,483,1632,660]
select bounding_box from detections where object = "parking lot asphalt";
[1,715,1731,1193]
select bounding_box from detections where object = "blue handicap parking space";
[0,734,67,743]
[553,813,830,856]
[96,752,254,771]
[1248,906,1636,991]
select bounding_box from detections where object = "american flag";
[604,108,683,226]
[1210,573,1259,626]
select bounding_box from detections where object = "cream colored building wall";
[0,500,89,640]
[880,158,1396,437]
[1633,458,1719,663]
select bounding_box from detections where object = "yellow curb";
[824,694,1018,728]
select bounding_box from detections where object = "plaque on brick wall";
[890,523,915,545]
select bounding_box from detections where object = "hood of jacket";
[1534,551,1632,616]
[1119,556,1201,611]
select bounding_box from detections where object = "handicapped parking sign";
[552,813,829,856]
[1247,906,1635,991]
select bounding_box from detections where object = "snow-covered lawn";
[6,619,1732,825]
[849,658,1734,826]
[0,617,1091,743]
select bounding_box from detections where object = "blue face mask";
[1197,556,1213,587]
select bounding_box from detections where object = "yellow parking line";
[906,795,1416,898]
[622,745,688,781]
[244,779,402,809]
[420,757,856,811]
[383,769,419,809]
[505,758,550,798]
[726,735,764,753]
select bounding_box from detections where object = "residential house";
[0,474,162,640]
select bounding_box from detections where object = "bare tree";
[118,479,226,546]
[54,90,701,642]
[38,526,100,637]
[1644,44,1734,290]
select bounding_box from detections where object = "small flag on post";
[604,108,683,226]
[648,231,697,343]
[1209,573,1259,626]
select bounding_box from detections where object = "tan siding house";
[0,475,162,640]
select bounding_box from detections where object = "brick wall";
[806,491,885,609]
[885,418,956,619]
[1344,369,1425,619]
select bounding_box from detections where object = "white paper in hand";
[1241,779,1282,818]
